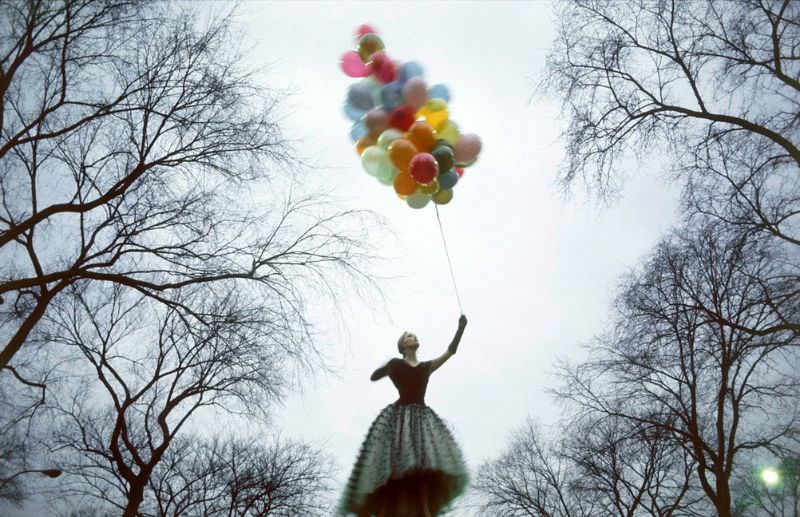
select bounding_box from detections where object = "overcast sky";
[224,1,685,514]
[0,3,687,516]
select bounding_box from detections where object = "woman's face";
[401,332,419,355]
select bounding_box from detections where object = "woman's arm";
[429,315,467,374]
[370,360,393,381]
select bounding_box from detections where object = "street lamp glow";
[761,468,779,486]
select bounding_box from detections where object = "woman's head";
[397,331,419,357]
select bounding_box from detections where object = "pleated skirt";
[337,402,469,517]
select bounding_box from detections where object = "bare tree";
[563,417,701,517]
[146,435,334,517]
[0,0,375,370]
[554,221,800,517]
[474,421,589,517]
[474,417,702,517]
[38,277,332,516]
[543,0,799,199]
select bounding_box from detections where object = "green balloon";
[437,121,460,146]
[432,145,455,172]
[376,167,398,185]
[378,128,404,148]
[406,192,431,209]
[361,146,393,178]
[357,34,385,62]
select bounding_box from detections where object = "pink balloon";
[370,52,397,83]
[341,51,370,78]
[454,134,482,163]
[364,108,389,137]
[402,77,428,110]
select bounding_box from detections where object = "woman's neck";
[403,352,419,364]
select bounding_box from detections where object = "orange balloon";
[388,139,418,171]
[356,136,376,155]
[394,170,418,196]
[407,121,437,153]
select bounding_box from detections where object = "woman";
[338,315,469,517]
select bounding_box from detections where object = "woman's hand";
[458,314,467,329]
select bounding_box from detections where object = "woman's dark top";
[388,358,432,406]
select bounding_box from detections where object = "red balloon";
[455,166,465,177]
[356,24,377,39]
[409,153,439,184]
[370,52,397,83]
[389,105,417,132]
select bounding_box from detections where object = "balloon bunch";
[341,25,482,209]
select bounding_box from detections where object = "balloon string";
[434,204,463,314]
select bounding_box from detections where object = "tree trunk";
[123,480,146,517]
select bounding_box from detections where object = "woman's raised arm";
[429,315,467,374]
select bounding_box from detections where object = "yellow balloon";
[433,189,453,205]
[417,99,449,131]
[436,120,460,146]
[419,178,440,195]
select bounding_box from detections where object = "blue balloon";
[428,83,450,102]
[398,61,424,84]
[439,169,459,190]
[347,81,376,112]
[350,120,368,143]
[380,81,404,111]
[343,102,365,122]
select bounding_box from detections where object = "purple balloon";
[402,77,428,110]
[340,51,370,78]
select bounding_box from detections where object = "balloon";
[431,144,455,172]
[387,138,418,170]
[454,133,482,163]
[433,189,453,205]
[347,81,376,112]
[402,77,428,110]
[379,81,404,111]
[435,138,454,150]
[407,121,437,153]
[357,33,384,62]
[419,178,440,195]
[436,120,460,146]
[376,167,397,185]
[393,170,418,196]
[388,104,417,132]
[364,108,389,137]
[344,102,366,122]
[370,51,396,83]
[417,98,448,130]
[340,26,481,207]
[350,120,368,142]
[409,153,439,184]
[356,136,376,155]
[355,24,376,39]
[398,61,424,83]
[341,51,370,78]
[438,169,459,189]
[427,83,451,102]
[361,145,393,178]
[377,128,403,148]
[406,192,431,209]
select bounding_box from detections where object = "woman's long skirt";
[337,402,469,517]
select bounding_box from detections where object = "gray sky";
[230,1,684,514]
[0,3,684,516]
